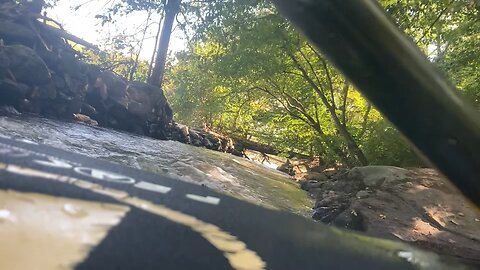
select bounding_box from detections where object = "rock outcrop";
[171,123,236,152]
[300,166,480,266]
[0,1,175,138]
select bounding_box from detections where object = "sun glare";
[46,0,185,59]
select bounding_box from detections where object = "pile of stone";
[173,123,236,153]
[0,0,250,155]
[0,0,176,139]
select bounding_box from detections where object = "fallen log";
[230,134,279,155]
[39,23,99,51]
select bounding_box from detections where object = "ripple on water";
[0,115,313,217]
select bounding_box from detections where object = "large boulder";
[93,71,128,106]
[0,2,176,147]
[0,44,51,85]
[348,166,412,187]
[0,78,29,104]
[126,81,162,120]
[0,20,35,44]
[309,166,480,266]
[278,159,295,176]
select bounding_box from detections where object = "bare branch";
[340,80,349,126]
[358,103,372,140]
[298,46,324,92]
[320,58,336,109]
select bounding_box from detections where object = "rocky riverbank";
[0,0,289,159]
[0,2,170,133]
[0,0,281,157]
[293,164,480,266]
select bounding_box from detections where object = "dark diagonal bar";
[272,0,480,205]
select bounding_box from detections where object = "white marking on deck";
[134,181,171,194]
[186,194,220,205]
[74,167,135,184]
[34,158,73,169]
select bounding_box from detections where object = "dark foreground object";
[0,136,468,269]
[272,0,480,206]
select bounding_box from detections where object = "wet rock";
[1,44,51,85]
[126,81,155,117]
[300,180,323,191]
[189,129,202,141]
[126,81,154,102]
[223,138,235,153]
[312,206,345,223]
[107,103,146,134]
[231,149,245,157]
[0,78,29,103]
[205,133,222,151]
[0,20,35,44]
[94,71,127,106]
[322,178,362,194]
[305,171,328,181]
[314,190,348,207]
[149,123,167,139]
[307,187,323,196]
[168,125,237,151]
[0,46,11,78]
[73,113,98,126]
[127,101,148,119]
[58,49,81,76]
[64,98,82,117]
[80,103,97,117]
[176,123,190,143]
[34,80,57,99]
[332,209,365,231]
[125,81,173,135]
[18,98,34,112]
[202,137,213,149]
[278,160,295,176]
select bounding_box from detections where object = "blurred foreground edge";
[272,0,480,206]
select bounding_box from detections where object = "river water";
[0,116,313,217]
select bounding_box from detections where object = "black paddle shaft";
[272,0,480,206]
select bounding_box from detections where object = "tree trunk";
[147,0,181,87]
[328,106,369,166]
[310,122,354,167]
[288,51,369,166]
[259,84,355,167]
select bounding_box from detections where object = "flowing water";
[0,116,313,217]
